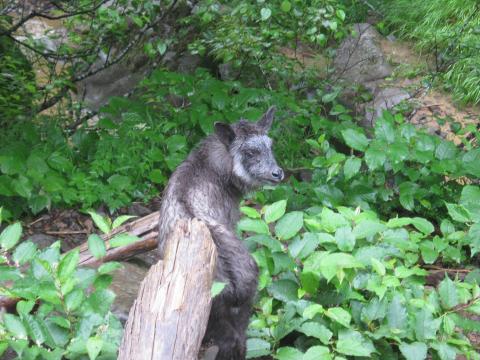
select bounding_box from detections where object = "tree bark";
[118,219,217,360]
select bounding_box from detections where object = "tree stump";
[118,219,217,360]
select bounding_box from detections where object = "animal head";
[214,106,284,190]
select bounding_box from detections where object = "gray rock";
[110,262,149,324]
[131,248,161,268]
[77,59,149,112]
[334,23,393,84]
[177,53,202,74]
[218,63,238,81]
[127,203,152,217]
[28,233,58,249]
[364,87,410,127]
[387,34,397,42]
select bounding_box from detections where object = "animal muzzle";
[270,167,284,183]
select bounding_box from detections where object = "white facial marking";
[245,135,272,148]
[232,151,253,182]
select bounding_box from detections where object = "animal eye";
[245,149,259,157]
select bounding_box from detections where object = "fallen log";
[0,211,161,311]
[118,219,217,360]
[78,211,160,266]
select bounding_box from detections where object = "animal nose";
[271,168,284,181]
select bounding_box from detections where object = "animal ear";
[258,106,276,131]
[214,122,235,146]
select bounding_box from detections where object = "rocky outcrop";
[334,23,393,84]
[334,23,410,127]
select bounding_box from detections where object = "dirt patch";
[279,44,330,78]
[379,38,480,145]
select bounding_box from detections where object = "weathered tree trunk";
[118,219,217,360]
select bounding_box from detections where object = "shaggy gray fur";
[158,106,283,359]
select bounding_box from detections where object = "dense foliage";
[0,212,140,359]
[240,196,480,359]
[1,0,479,359]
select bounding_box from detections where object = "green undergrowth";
[0,212,134,359]
[240,193,480,359]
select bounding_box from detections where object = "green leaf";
[353,220,386,239]
[88,212,111,234]
[109,233,140,248]
[304,346,332,360]
[98,261,122,274]
[399,342,428,360]
[387,294,407,331]
[298,322,332,344]
[370,258,386,276]
[365,142,386,170]
[302,304,324,319]
[446,203,471,223]
[248,234,282,252]
[275,212,303,240]
[57,250,79,282]
[157,42,167,55]
[65,289,84,312]
[335,226,355,252]
[435,141,457,160]
[50,316,70,329]
[12,241,37,265]
[264,200,287,223]
[288,233,319,259]
[211,281,226,297]
[433,343,456,360]
[111,215,136,229]
[414,308,440,341]
[411,218,435,234]
[275,347,303,360]
[268,279,299,303]
[320,208,349,232]
[238,218,270,235]
[325,307,351,327]
[343,157,361,180]
[3,314,28,339]
[23,314,46,345]
[16,300,35,316]
[336,329,375,357]
[246,338,271,359]
[280,1,292,12]
[86,337,103,360]
[0,222,22,250]
[240,206,261,219]
[461,185,480,205]
[149,169,165,184]
[438,276,459,309]
[260,8,272,21]
[341,129,369,151]
[319,253,363,282]
[440,219,455,235]
[88,234,106,259]
[375,118,395,144]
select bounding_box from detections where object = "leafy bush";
[240,197,480,359]
[0,212,140,359]
[188,0,347,83]
[0,68,315,218]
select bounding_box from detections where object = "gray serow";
[158,106,283,359]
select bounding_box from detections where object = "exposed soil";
[380,38,480,146]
